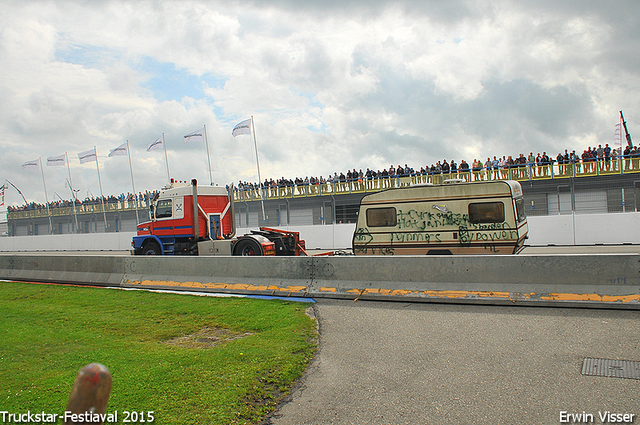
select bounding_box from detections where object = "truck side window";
[469,202,504,224]
[155,199,172,219]
[366,207,397,227]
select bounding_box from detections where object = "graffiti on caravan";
[459,226,518,244]
[354,246,395,255]
[397,209,470,230]
[391,232,442,243]
[354,227,374,245]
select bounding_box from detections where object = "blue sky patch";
[135,57,227,103]
[54,44,120,68]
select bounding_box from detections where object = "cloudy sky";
[1,0,639,206]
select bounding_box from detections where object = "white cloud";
[0,0,639,206]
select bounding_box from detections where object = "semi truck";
[131,179,306,256]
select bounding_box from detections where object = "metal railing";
[8,199,150,220]
[233,156,639,202]
[8,156,640,218]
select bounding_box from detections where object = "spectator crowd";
[8,142,640,211]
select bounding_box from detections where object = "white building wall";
[1,212,639,251]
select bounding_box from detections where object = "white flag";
[184,127,204,143]
[232,118,251,137]
[47,153,66,166]
[22,159,40,169]
[147,137,163,152]
[109,142,128,157]
[78,148,97,164]
[614,123,621,146]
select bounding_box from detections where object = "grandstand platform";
[4,161,640,236]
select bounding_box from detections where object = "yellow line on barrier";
[539,293,640,303]
[333,287,640,304]
[123,280,640,305]
[125,279,308,293]
[318,287,337,293]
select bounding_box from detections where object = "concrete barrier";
[0,255,125,287]
[121,256,314,296]
[1,254,639,308]
[308,255,640,306]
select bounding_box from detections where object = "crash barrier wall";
[0,232,137,252]
[1,212,640,252]
[1,254,639,308]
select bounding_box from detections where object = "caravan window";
[469,202,504,224]
[366,207,397,227]
[515,198,526,222]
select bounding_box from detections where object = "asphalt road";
[267,299,640,425]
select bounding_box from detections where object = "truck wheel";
[234,238,263,256]
[142,241,161,255]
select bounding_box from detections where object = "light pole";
[5,180,32,235]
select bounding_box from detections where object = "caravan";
[353,180,528,255]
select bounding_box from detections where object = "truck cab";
[133,180,240,255]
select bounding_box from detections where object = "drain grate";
[582,358,640,380]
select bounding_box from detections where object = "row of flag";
[6,118,258,230]
[10,119,254,211]
[21,125,207,169]
[21,120,250,170]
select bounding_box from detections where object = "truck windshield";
[155,199,172,218]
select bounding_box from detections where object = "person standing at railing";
[458,159,469,181]
[527,152,536,178]
[516,154,526,179]
[491,156,499,180]
[450,160,458,180]
[497,156,506,179]
[556,152,565,175]
[441,160,450,183]
[581,149,590,173]
[623,145,631,171]
[388,165,395,188]
[604,144,612,171]
[570,150,580,175]
[484,157,492,180]
[597,144,604,172]
[392,166,401,188]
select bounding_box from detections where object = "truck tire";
[142,241,161,255]
[233,238,263,256]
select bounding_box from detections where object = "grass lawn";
[0,281,318,424]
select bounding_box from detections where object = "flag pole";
[125,140,140,225]
[250,116,266,222]
[38,157,53,234]
[94,146,108,231]
[204,124,213,185]
[162,133,171,183]
[65,152,79,233]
